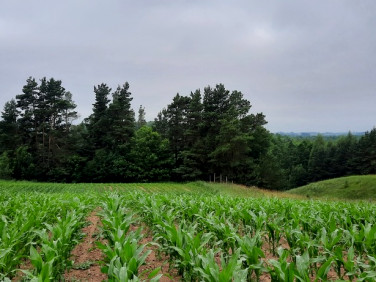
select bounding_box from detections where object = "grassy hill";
[0,180,263,197]
[286,175,376,200]
[2,177,376,201]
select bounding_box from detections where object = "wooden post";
[220,174,222,183]
[226,176,228,184]
[214,173,216,183]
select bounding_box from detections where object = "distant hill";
[275,132,365,137]
[286,175,376,200]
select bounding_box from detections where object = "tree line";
[261,131,376,189]
[0,77,375,189]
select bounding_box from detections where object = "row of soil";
[64,209,179,281]
[12,208,349,281]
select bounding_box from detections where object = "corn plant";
[236,232,266,281]
[105,256,162,282]
[169,231,214,280]
[266,217,283,256]
[203,213,238,255]
[98,193,157,281]
[268,248,296,282]
[358,255,376,281]
[294,251,311,282]
[194,249,248,282]
[320,227,344,255]
[315,257,334,281]
[20,245,55,281]
[342,246,359,280]
[0,192,90,279]
[27,209,87,279]
[98,238,151,280]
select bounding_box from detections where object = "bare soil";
[130,224,181,281]
[11,259,33,281]
[62,209,346,281]
[64,210,107,282]
[63,211,181,281]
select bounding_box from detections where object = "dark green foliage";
[0,77,79,180]
[308,135,328,182]
[136,105,146,129]
[86,83,112,151]
[174,90,205,180]
[356,129,376,174]
[13,145,35,180]
[129,126,172,182]
[15,77,39,148]
[82,82,136,182]
[154,84,270,185]
[1,77,376,189]
[0,151,13,179]
[0,99,20,152]
[107,82,135,149]
[267,129,376,190]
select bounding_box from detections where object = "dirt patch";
[11,259,33,281]
[64,209,107,282]
[138,186,148,193]
[129,224,180,281]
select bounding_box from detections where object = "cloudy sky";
[1,1,375,132]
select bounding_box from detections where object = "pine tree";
[136,105,146,129]
[107,82,135,150]
[308,135,328,181]
[16,77,39,148]
[0,99,20,153]
[175,90,205,180]
[87,83,111,150]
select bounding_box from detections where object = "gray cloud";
[1,0,375,132]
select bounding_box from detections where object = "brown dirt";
[11,259,33,281]
[63,210,180,281]
[138,186,148,193]
[61,210,347,281]
[130,224,181,281]
[64,209,107,282]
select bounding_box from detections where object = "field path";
[64,209,107,281]
[129,224,180,281]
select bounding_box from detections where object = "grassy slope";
[2,176,375,201]
[286,175,376,200]
[0,180,263,197]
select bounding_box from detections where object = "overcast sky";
[1,1,375,132]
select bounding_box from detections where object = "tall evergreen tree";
[16,77,39,148]
[12,77,79,180]
[202,85,270,184]
[356,128,376,174]
[87,83,111,150]
[163,94,191,176]
[176,90,205,180]
[107,82,135,150]
[84,82,135,182]
[308,135,328,182]
[154,109,169,138]
[155,84,270,184]
[0,99,19,153]
[136,105,146,129]
[44,78,71,168]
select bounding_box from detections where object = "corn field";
[0,181,376,281]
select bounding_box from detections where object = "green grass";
[0,180,263,197]
[3,176,376,201]
[286,175,376,201]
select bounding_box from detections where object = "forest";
[0,77,375,190]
